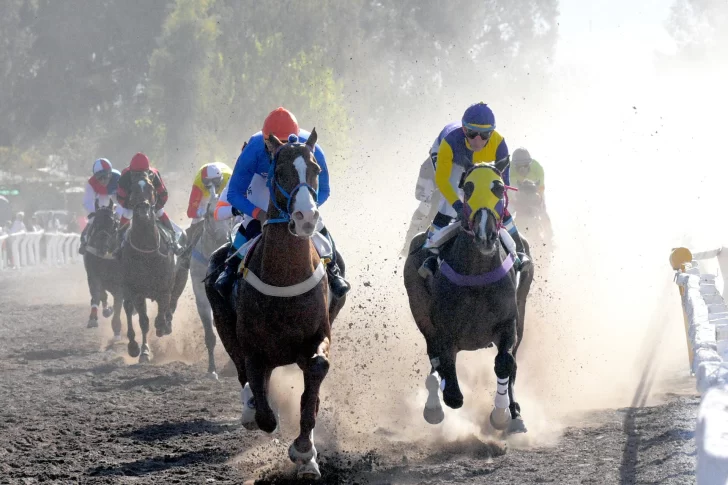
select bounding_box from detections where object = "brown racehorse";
[206,129,346,480]
[121,171,176,363]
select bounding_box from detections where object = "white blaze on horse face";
[478,211,488,239]
[291,155,318,235]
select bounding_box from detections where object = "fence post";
[671,247,695,372]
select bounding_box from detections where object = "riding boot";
[418,212,452,279]
[327,260,350,298]
[78,223,90,255]
[507,221,531,272]
[214,253,242,298]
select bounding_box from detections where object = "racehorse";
[403,161,534,434]
[83,200,123,338]
[170,189,233,379]
[205,129,347,480]
[121,171,177,363]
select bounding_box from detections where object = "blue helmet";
[462,102,496,132]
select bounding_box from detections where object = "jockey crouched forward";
[175,161,233,271]
[419,102,530,278]
[115,152,182,255]
[214,107,351,299]
[79,158,121,255]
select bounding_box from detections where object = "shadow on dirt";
[86,449,230,477]
[121,419,236,442]
[116,375,193,391]
[40,361,121,376]
[21,348,95,361]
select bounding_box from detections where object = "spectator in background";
[29,216,41,232]
[66,212,80,233]
[9,212,26,234]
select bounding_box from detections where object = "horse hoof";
[102,307,113,318]
[423,374,444,424]
[289,441,317,465]
[207,371,219,381]
[443,391,463,410]
[164,324,172,336]
[241,384,258,430]
[128,341,140,358]
[490,407,512,431]
[87,318,99,329]
[508,416,528,434]
[297,460,321,480]
[155,327,164,338]
[139,353,150,364]
[113,334,122,343]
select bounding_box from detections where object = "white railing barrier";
[671,247,728,485]
[0,230,81,271]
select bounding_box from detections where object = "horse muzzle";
[290,209,320,238]
[472,209,499,253]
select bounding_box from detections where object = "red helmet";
[262,107,299,141]
[129,153,150,171]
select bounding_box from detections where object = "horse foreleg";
[155,292,172,337]
[246,356,277,433]
[436,347,462,410]
[490,326,526,433]
[196,296,218,378]
[124,298,139,357]
[289,338,329,480]
[86,271,101,328]
[135,297,150,363]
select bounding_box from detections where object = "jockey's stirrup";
[327,262,350,298]
[515,252,531,272]
[418,253,439,279]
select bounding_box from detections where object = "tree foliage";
[0,0,558,175]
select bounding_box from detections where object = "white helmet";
[512,148,532,167]
[92,158,113,174]
[201,164,223,186]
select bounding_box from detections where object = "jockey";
[214,107,351,298]
[79,158,121,255]
[184,162,233,246]
[510,147,546,201]
[115,152,181,253]
[419,102,529,277]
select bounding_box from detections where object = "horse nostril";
[294,211,304,221]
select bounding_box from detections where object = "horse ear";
[306,128,318,150]
[491,180,505,199]
[268,133,283,150]
[494,156,510,174]
[107,199,113,209]
[463,181,475,200]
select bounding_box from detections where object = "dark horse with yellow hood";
[403,160,534,434]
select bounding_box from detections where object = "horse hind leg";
[110,294,123,340]
[289,340,330,481]
[102,291,113,318]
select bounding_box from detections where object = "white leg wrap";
[495,377,510,409]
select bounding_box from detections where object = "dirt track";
[0,264,699,484]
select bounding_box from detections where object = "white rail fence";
[671,247,728,485]
[0,231,81,271]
